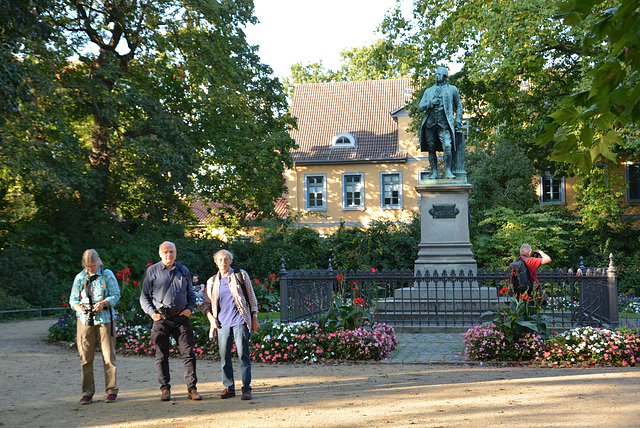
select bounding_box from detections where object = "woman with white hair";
[69,249,121,404]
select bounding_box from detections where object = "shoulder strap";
[233,268,250,302]
[101,267,115,336]
[154,267,178,306]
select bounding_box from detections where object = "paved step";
[384,332,468,364]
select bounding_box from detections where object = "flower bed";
[463,323,548,362]
[52,316,397,363]
[463,324,640,366]
[118,320,397,362]
[252,321,397,363]
[542,326,640,366]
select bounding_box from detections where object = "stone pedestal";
[372,182,497,328]
[414,182,477,276]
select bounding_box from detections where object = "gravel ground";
[1,319,639,428]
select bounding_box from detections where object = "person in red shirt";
[519,244,552,305]
[520,243,551,284]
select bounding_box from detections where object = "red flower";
[60,296,65,301]
[254,278,260,285]
[269,273,276,280]
[523,294,533,301]
[115,272,123,280]
[62,303,69,308]
[354,298,364,307]
[133,281,139,287]
[336,274,344,281]
[499,287,508,295]
[124,277,130,284]
[371,268,376,273]
[353,280,358,286]
[123,267,131,275]
[146,262,153,267]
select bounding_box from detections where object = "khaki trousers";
[77,321,117,397]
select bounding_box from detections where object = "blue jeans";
[217,323,251,391]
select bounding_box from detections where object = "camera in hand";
[532,250,542,258]
[154,306,169,320]
[82,304,95,326]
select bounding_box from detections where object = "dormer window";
[331,132,356,147]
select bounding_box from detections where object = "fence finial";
[608,253,616,272]
[579,256,585,270]
[279,257,287,275]
[328,258,333,271]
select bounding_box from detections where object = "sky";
[244,0,414,80]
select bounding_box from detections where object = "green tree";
[573,164,626,231]
[379,0,637,227]
[0,0,52,124]
[471,206,575,269]
[29,0,296,225]
[467,139,540,217]
[380,0,612,167]
[0,0,296,305]
[539,0,640,173]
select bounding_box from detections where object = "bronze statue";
[418,67,464,179]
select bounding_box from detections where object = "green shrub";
[48,313,76,342]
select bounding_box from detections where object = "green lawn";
[258,312,280,322]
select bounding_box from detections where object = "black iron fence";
[279,255,618,330]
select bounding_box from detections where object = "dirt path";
[1,319,639,428]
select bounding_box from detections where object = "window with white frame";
[304,174,326,211]
[540,173,565,203]
[627,163,640,202]
[380,172,402,209]
[331,132,356,147]
[419,170,430,183]
[342,173,364,210]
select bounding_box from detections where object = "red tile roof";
[192,197,287,223]
[290,79,413,164]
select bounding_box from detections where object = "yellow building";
[285,79,430,236]
[538,163,640,218]
[192,78,640,238]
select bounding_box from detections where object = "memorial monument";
[414,66,476,276]
[374,68,496,327]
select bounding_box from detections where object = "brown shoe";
[217,388,236,399]
[79,396,92,405]
[105,394,117,403]
[188,389,202,400]
[160,389,171,401]
[241,388,252,400]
